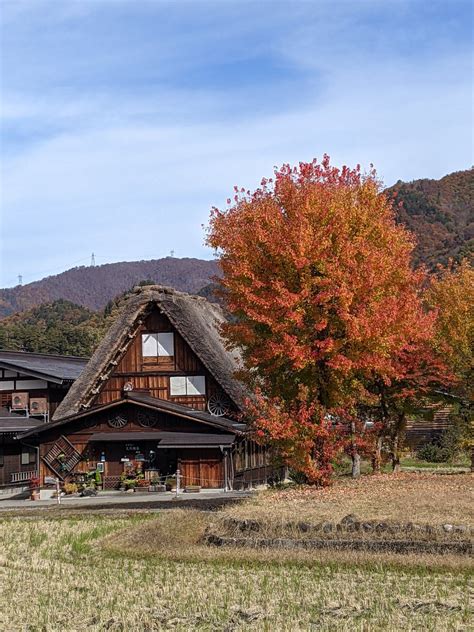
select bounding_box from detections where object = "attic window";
[170,376,206,397]
[142,333,174,358]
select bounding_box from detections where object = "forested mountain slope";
[388,168,473,269]
[0,257,219,319]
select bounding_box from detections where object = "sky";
[0,0,472,287]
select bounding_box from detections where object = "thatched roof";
[53,285,247,420]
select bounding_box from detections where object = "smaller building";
[0,350,87,487]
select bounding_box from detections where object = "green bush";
[416,442,451,463]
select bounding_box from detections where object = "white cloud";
[1,1,472,286]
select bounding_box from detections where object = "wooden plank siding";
[405,406,453,448]
[36,404,229,488]
[178,449,223,488]
[94,308,224,412]
[0,437,37,487]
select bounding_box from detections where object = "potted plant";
[30,476,41,501]
[165,476,176,492]
[95,470,103,491]
[134,478,150,494]
[123,478,136,492]
[64,482,78,495]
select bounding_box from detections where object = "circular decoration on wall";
[207,392,231,417]
[137,411,157,428]
[108,414,128,429]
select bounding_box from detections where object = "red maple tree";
[207,156,443,483]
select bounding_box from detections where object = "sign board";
[44,476,57,485]
[125,444,141,452]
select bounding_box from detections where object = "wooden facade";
[19,288,276,490]
[93,310,227,412]
[0,352,87,487]
[36,403,229,489]
[0,433,37,487]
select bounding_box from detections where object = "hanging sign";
[125,444,140,452]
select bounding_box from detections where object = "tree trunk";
[350,420,361,478]
[351,452,361,478]
[391,412,406,473]
[391,432,400,473]
[372,435,383,473]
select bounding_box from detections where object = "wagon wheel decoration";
[207,392,231,417]
[137,411,157,428]
[108,414,128,429]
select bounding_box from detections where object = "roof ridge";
[0,349,89,361]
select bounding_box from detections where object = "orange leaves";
[207,156,427,396]
[428,259,473,388]
[206,155,451,482]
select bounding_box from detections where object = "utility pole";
[170,250,175,258]
[91,253,96,267]
[17,274,22,286]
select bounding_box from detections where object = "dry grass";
[105,508,473,572]
[224,473,474,526]
[1,514,472,631]
[0,474,472,630]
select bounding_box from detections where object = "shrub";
[64,483,78,495]
[416,442,451,463]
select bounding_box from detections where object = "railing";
[10,471,37,483]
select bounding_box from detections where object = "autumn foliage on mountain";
[387,168,473,269]
[0,257,219,319]
[0,169,471,323]
[207,156,455,484]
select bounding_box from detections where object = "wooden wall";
[0,436,37,487]
[37,404,229,488]
[94,308,226,412]
[0,368,70,417]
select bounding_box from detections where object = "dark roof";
[53,285,248,420]
[89,431,235,446]
[21,393,244,438]
[0,350,87,384]
[124,392,241,431]
[0,408,45,433]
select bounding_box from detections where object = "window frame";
[141,332,175,358]
[169,375,206,397]
[21,447,35,466]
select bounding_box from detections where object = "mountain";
[0,299,104,356]
[0,257,220,319]
[0,169,472,321]
[388,168,473,269]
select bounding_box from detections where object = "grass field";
[0,474,472,631]
[224,472,474,525]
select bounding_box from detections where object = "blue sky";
[0,0,472,287]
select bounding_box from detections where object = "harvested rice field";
[0,475,472,631]
[224,473,474,525]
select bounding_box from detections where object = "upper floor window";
[142,333,174,358]
[21,447,36,466]
[169,375,206,396]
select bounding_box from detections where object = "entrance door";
[178,449,224,488]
